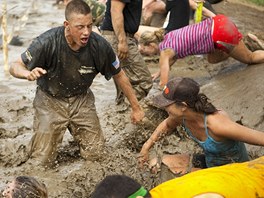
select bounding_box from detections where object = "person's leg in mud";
[208,40,264,64]
[210,14,264,64]
[28,87,71,167]
[244,33,264,51]
[120,37,153,102]
[68,90,105,161]
[229,40,264,64]
[29,88,104,167]
[102,34,153,104]
[142,0,166,26]
[207,49,229,64]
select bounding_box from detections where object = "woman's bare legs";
[229,40,264,64]
[208,40,264,64]
[207,49,229,64]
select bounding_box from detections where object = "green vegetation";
[246,0,264,6]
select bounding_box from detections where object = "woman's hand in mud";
[131,108,145,124]
[26,67,47,81]
[138,149,149,169]
[151,71,160,82]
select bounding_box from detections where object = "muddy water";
[0,0,264,197]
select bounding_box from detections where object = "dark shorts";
[192,154,207,168]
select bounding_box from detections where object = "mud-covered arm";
[139,116,178,167]
[9,57,47,81]
[113,70,144,124]
[110,0,128,60]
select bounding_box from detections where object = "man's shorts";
[212,14,243,53]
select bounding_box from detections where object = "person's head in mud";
[2,176,48,198]
[64,0,93,50]
[91,175,151,198]
[138,29,164,56]
[153,77,217,114]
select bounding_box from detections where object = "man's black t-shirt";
[21,26,120,98]
[100,0,142,34]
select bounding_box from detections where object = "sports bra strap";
[204,113,209,137]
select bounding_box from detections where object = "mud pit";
[0,0,264,197]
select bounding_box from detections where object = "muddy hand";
[138,149,149,169]
[148,157,161,174]
[27,67,47,81]
[117,41,128,60]
[131,108,145,124]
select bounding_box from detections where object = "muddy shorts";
[212,14,243,53]
[101,31,153,103]
[28,87,104,166]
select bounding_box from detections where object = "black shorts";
[192,154,207,169]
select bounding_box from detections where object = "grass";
[245,0,264,6]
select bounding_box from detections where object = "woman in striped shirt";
[138,14,264,88]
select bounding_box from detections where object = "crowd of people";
[2,0,264,197]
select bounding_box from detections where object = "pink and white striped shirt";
[159,18,215,59]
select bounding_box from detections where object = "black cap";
[153,77,200,108]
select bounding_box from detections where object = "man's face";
[64,13,93,49]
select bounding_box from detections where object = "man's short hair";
[91,175,151,198]
[65,0,91,20]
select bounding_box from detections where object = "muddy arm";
[113,70,144,124]
[9,57,47,81]
[110,0,128,60]
[139,116,178,166]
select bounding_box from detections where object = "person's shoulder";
[207,110,231,130]
[37,26,64,43]
[215,109,229,117]
[90,31,112,48]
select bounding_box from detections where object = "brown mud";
[0,0,264,197]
